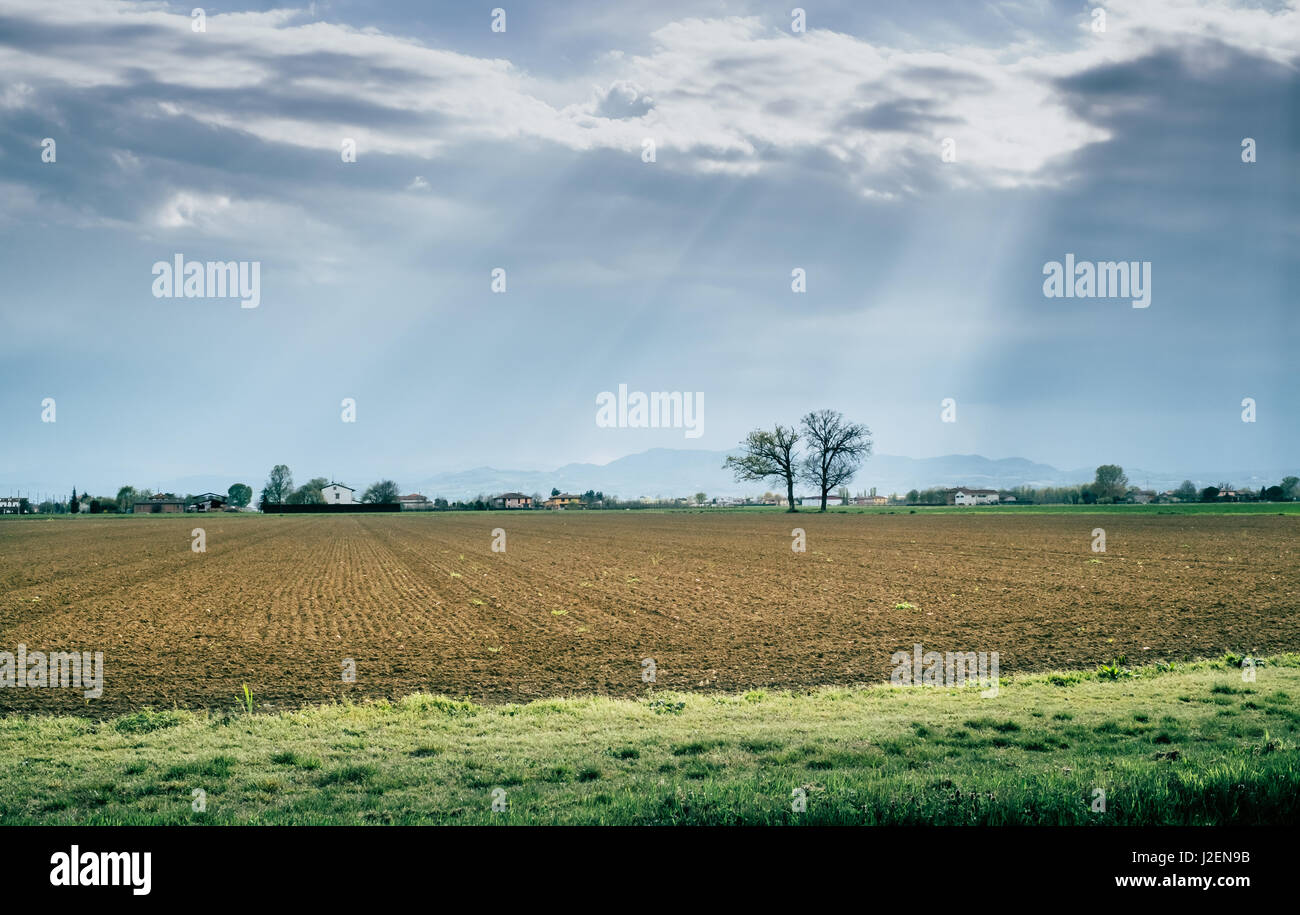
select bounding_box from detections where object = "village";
[7,480,1286,515]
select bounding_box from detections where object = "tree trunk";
[786,475,797,512]
[820,489,828,512]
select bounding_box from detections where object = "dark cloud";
[0,0,1296,486]
[897,65,994,90]
[838,97,961,132]
[0,15,171,51]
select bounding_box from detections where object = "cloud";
[590,79,655,119]
[153,190,233,230]
[837,98,961,133]
[2,0,1293,225]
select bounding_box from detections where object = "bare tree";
[799,409,871,511]
[363,480,401,504]
[724,424,801,512]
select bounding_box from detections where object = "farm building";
[799,495,843,506]
[321,483,355,504]
[187,493,227,512]
[399,493,432,510]
[491,492,534,509]
[133,497,186,513]
[947,488,1000,506]
[854,495,888,506]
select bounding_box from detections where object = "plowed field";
[1,512,1296,715]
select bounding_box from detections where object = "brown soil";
[1,512,1296,716]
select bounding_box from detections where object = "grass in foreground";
[2,655,1297,824]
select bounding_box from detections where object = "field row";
[1,511,1296,714]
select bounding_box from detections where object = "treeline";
[435,495,698,511]
[258,465,397,507]
[902,484,1120,505]
[903,472,1300,505]
[414,492,698,511]
[902,483,1113,505]
[1189,480,1299,502]
[27,484,256,514]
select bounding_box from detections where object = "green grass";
[1,655,1297,824]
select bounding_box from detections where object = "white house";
[799,495,843,506]
[321,482,355,504]
[950,488,1000,506]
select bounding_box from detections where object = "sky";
[0,0,1297,497]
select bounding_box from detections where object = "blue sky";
[1,0,1296,496]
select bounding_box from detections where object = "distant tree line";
[902,470,1300,505]
[258,465,399,509]
[23,461,1297,516]
[28,483,257,514]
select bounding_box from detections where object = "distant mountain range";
[5,450,1295,502]
[403,449,1297,501]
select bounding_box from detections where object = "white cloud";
[153,191,233,230]
[0,0,1295,202]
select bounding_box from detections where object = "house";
[399,493,432,511]
[544,493,582,509]
[854,495,888,506]
[321,482,355,505]
[799,495,843,506]
[947,488,1000,506]
[187,492,228,512]
[133,497,186,514]
[0,497,22,514]
[1130,490,1156,504]
[491,492,534,509]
